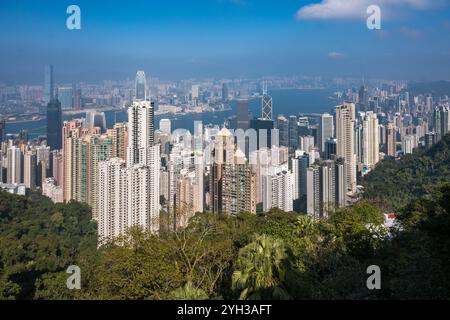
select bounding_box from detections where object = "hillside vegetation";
[1,184,449,300]
[363,134,450,210]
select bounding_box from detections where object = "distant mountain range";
[408,80,450,97]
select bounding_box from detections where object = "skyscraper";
[299,135,314,153]
[262,169,293,213]
[0,117,6,144]
[23,149,37,189]
[291,151,310,200]
[318,113,334,153]
[334,157,347,208]
[261,81,272,120]
[62,120,99,201]
[107,122,128,161]
[335,102,357,193]
[306,165,320,219]
[424,132,437,149]
[250,118,274,149]
[324,138,337,160]
[191,85,200,100]
[98,158,127,244]
[434,105,450,141]
[127,100,155,166]
[386,122,397,157]
[319,160,336,218]
[98,99,160,245]
[222,148,256,215]
[362,111,380,168]
[236,99,250,130]
[46,98,62,151]
[402,135,416,154]
[58,86,74,110]
[44,65,54,105]
[222,83,229,102]
[288,115,299,153]
[7,146,22,185]
[74,88,82,110]
[159,119,171,135]
[135,70,146,100]
[358,85,368,110]
[276,116,289,148]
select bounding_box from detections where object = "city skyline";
[1,1,450,304]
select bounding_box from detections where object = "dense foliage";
[0,184,449,300]
[1,135,450,299]
[0,192,96,299]
[362,134,450,210]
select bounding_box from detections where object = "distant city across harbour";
[5,88,337,139]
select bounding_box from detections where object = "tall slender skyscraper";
[222,83,229,102]
[319,160,336,218]
[23,149,37,189]
[386,122,397,157]
[261,81,272,120]
[58,86,74,110]
[335,102,357,193]
[306,165,320,219]
[362,111,380,168]
[127,100,155,166]
[276,116,289,148]
[0,117,6,144]
[236,99,250,130]
[318,113,334,153]
[6,146,22,185]
[98,99,160,245]
[46,98,62,151]
[135,70,147,100]
[434,105,450,141]
[44,65,54,105]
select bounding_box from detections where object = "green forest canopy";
[1,135,450,300]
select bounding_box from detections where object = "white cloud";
[296,0,444,20]
[328,51,345,58]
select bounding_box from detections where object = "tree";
[232,234,290,300]
[169,281,208,300]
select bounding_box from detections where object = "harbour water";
[6,88,337,139]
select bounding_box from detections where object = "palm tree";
[232,234,291,300]
[169,281,208,300]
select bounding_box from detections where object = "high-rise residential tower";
[127,100,155,166]
[6,146,22,185]
[386,122,397,157]
[362,111,380,168]
[434,105,450,141]
[335,102,357,193]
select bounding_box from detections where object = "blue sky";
[0,0,450,83]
